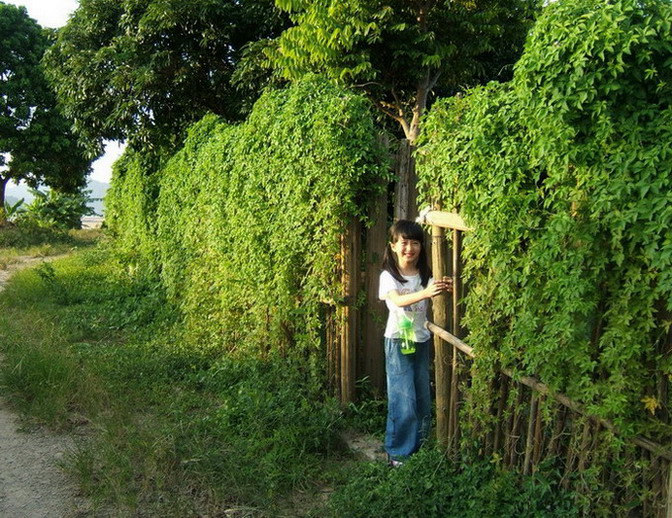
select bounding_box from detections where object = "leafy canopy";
[268,0,540,142]
[44,0,290,151]
[0,2,91,218]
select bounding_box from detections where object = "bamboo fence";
[327,138,672,513]
[419,209,672,517]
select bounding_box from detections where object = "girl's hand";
[426,276,453,298]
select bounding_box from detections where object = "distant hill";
[5,178,110,216]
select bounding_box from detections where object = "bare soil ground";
[0,401,93,517]
[0,255,94,517]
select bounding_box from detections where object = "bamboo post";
[326,305,338,392]
[340,219,360,404]
[652,455,662,517]
[523,392,538,475]
[448,228,463,447]
[503,384,518,465]
[431,223,451,447]
[576,420,593,473]
[493,375,510,455]
[644,450,651,518]
[532,395,544,467]
[561,428,577,489]
[548,405,567,458]
[666,460,672,518]
[508,387,526,467]
[426,321,672,462]
[483,377,498,457]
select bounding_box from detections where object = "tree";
[0,2,91,222]
[44,0,290,151]
[267,0,540,143]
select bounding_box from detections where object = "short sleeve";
[378,270,398,301]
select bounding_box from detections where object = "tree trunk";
[0,176,8,224]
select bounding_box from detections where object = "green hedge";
[104,149,165,272]
[106,77,388,357]
[418,0,672,437]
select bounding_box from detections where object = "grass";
[0,236,580,517]
[0,227,102,268]
[0,242,349,516]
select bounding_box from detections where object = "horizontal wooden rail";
[426,321,672,462]
[417,210,472,231]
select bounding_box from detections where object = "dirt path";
[0,255,93,517]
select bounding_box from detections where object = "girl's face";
[390,236,422,269]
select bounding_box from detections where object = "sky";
[7,0,123,184]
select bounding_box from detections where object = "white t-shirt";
[378,270,432,342]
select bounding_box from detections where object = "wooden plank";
[417,210,472,232]
[362,176,389,396]
[426,321,474,357]
[394,139,416,221]
[340,219,360,404]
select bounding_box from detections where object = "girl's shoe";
[387,454,405,468]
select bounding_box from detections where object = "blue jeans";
[384,337,431,460]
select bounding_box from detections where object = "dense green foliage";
[328,449,578,517]
[418,0,672,438]
[18,188,96,230]
[268,0,539,141]
[0,239,580,516]
[44,0,289,150]
[0,2,91,218]
[106,77,389,358]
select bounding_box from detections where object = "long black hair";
[381,220,431,287]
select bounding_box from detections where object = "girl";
[378,220,452,466]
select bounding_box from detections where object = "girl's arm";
[385,278,452,308]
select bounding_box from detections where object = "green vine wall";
[418,0,672,440]
[106,77,388,358]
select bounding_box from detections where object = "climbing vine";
[106,77,388,357]
[418,0,672,438]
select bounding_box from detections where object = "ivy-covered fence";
[418,0,672,514]
[105,78,391,399]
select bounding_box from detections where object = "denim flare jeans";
[384,337,431,460]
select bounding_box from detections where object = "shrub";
[328,448,578,517]
[417,1,672,512]
[18,188,96,230]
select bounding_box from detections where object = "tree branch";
[428,70,442,92]
[368,94,412,139]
